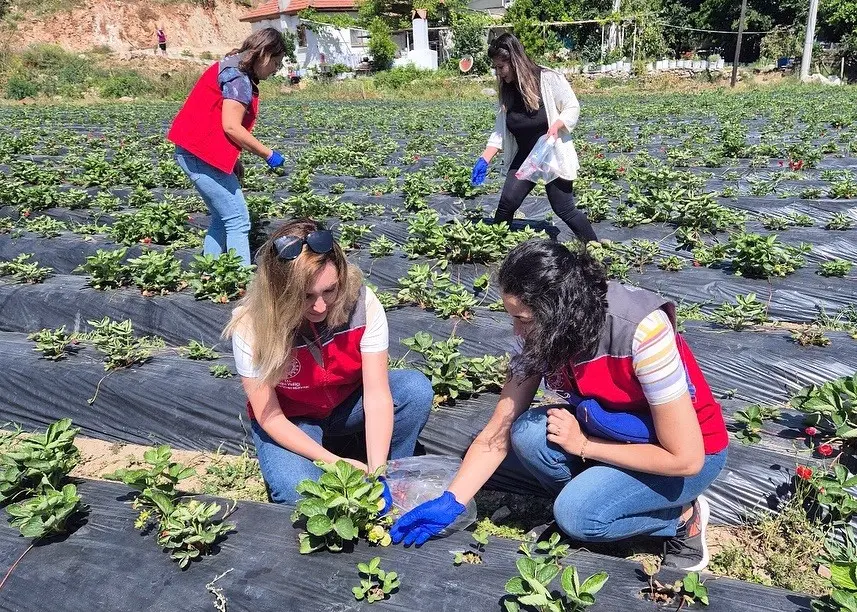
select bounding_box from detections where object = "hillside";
[4,0,253,56]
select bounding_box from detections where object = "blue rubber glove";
[266,150,285,169]
[471,157,489,186]
[379,476,393,516]
[390,491,465,547]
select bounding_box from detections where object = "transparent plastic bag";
[515,135,562,184]
[385,455,477,536]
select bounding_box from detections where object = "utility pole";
[731,0,749,87]
[801,0,820,81]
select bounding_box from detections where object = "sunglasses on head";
[272,230,334,261]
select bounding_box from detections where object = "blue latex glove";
[379,476,393,516]
[266,149,285,169]
[390,490,465,547]
[471,157,489,186]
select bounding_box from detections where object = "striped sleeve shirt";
[632,309,689,406]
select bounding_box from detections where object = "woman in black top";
[471,34,597,243]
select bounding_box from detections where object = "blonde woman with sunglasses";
[224,219,434,507]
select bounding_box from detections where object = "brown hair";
[488,33,542,113]
[223,218,362,387]
[226,27,288,79]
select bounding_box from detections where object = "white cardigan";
[486,68,581,181]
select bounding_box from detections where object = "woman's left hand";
[546,120,565,140]
[546,407,586,455]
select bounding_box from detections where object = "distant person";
[167,27,288,266]
[224,219,433,504]
[470,33,597,243]
[155,26,167,56]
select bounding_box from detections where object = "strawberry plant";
[148,493,235,569]
[369,235,396,258]
[92,191,121,212]
[0,419,80,504]
[657,255,686,271]
[187,252,253,303]
[86,317,164,371]
[641,561,709,608]
[711,293,769,330]
[292,460,389,554]
[105,444,196,518]
[329,182,346,195]
[453,531,488,565]
[504,556,608,612]
[27,326,79,360]
[727,232,809,278]
[109,202,189,245]
[791,327,832,347]
[183,340,219,361]
[78,248,129,289]
[791,372,857,445]
[402,332,506,405]
[819,259,853,277]
[577,189,611,222]
[352,557,400,603]
[826,213,854,231]
[734,404,780,445]
[829,175,857,199]
[402,170,433,210]
[0,253,52,283]
[16,214,68,238]
[338,223,373,250]
[209,365,233,378]
[474,273,490,292]
[808,465,857,524]
[127,250,185,295]
[6,484,82,539]
[812,530,857,612]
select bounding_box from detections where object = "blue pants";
[174,146,251,266]
[251,369,434,505]
[510,406,727,542]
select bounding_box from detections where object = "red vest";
[248,288,368,421]
[167,58,259,174]
[545,283,729,455]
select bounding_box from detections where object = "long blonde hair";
[488,33,542,113]
[223,219,362,387]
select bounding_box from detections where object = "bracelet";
[579,437,589,463]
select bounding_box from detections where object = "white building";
[240,0,369,69]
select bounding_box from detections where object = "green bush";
[5,74,38,100]
[99,71,149,98]
[373,65,430,89]
[368,18,397,72]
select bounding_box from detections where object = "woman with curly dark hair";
[391,240,728,572]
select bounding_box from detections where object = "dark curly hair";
[498,240,608,380]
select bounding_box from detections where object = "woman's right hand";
[471,157,489,186]
[266,149,284,169]
[340,457,369,473]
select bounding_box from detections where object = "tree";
[281,30,297,63]
[450,11,491,73]
[368,17,397,71]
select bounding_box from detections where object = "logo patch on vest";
[285,358,301,380]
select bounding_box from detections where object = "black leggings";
[494,172,598,243]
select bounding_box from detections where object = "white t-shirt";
[232,286,389,379]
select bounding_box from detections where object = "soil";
[5,0,252,56]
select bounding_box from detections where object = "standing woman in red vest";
[391,240,729,572]
[168,28,287,266]
[224,219,434,505]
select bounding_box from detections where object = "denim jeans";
[174,146,251,266]
[251,369,434,505]
[510,406,727,542]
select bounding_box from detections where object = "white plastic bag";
[515,135,562,184]
[385,455,477,536]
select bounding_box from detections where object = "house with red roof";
[239,0,371,69]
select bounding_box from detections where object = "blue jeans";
[174,146,251,266]
[251,369,434,505]
[510,406,727,542]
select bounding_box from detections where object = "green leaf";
[561,566,577,596]
[580,571,609,595]
[295,480,326,498]
[831,563,857,591]
[503,600,521,612]
[296,498,328,518]
[306,514,333,536]
[518,593,549,607]
[333,516,357,541]
[683,572,700,592]
[505,577,527,595]
[831,589,857,612]
[516,556,537,580]
[536,563,560,585]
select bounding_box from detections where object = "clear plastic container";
[385,455,477,536]
[515,135,562,184]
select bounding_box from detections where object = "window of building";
[350,28,369,48]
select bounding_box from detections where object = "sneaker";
[663,495,710,572]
